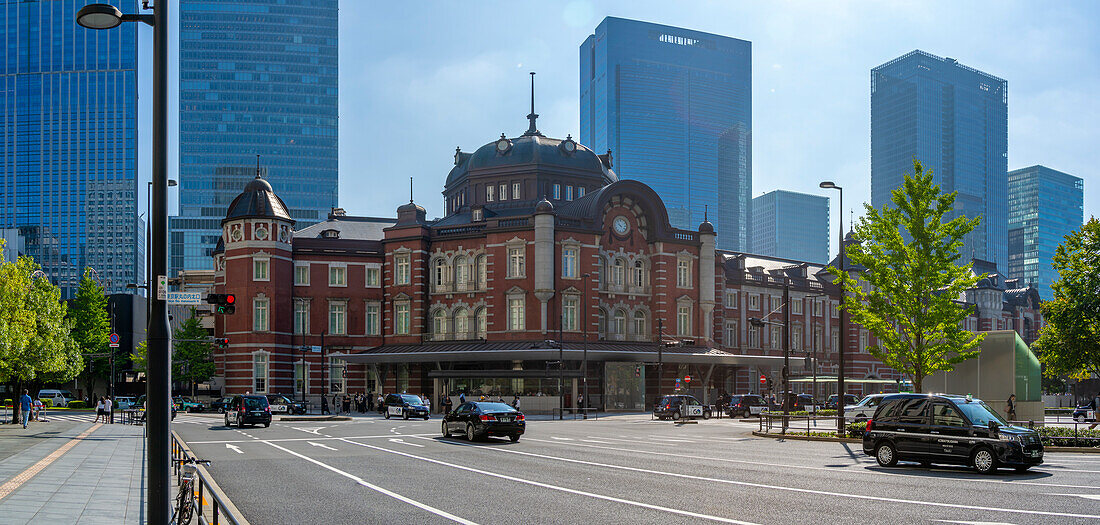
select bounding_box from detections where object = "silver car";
[844,394,891,420]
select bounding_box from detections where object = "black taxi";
[383,393,430,420]
[442,401,525,442]
[862,393,1043,474]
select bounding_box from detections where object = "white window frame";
[329,300,347,335]
[632,260,646,288]
[431,309,447,339]
[507,247,525,278]
[676,304,692,337]
[508,296,525,331]
[611,258,625,287]
[499,183,507,201]
[329,356,345,394]
[253,257,270,282]
[254,297,269,332]
[676,258,692,288]
[512,182,521,200]
[792,298,803,315]
[395,302,410,335]
[724,290,737,308]
[748,293,760,310]
[294,263,310,286]
[562,247,577,278]
[562,296,578,331]
[475,255,487,289]
[771,326,782,350]
[454,256,468,292]
[553,184,561,200]
[725,320,738,347]
[252,351,269,394]
[748,325,759,348]
[813,299,823,317]
[328,264,347,287]
[365,264,381,288]
[792,324,803,351]
[294,361,309,394]
[294,299,310,335]
[365,302,381,335]
[395,254,410,285]
[454,307,470,339]
[486,185,494,202]
[475,308,487,339]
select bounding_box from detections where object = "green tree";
[70,269,112,393]
[173,308,215,396]
[0,253,81,422]
[1033,218,1100,380]
[131,340,147,374]
[828,159,985,393]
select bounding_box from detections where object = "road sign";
[156,275,168,300]
[759,374,767,384]
[310,345,322,353]
[109,333,120,348]
[167,292,202,305]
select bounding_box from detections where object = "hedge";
[760,410,838,417]
[66,401,87,409]
[1036,425,1100,447]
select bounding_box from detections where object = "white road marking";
[262,441,479,525]
[934,521,1018,525]
[225,444,243,454]
[441,438,1100,520]
[1045,493,1100,501]
[524,437,1100,490]
[580,439,613,444]
[186,433,436,445]
[308,441,338,451]
[550,437,574,441]
[389,438,424,448]
[339,437,758,525]
[291,426,327,435]
[646,437,695,443]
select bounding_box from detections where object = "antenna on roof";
[704,204,709,222]
[409,177,414,203]
[524,72,541,137]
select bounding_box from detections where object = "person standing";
[19,390,32,429]
[105,396,114,424]
[377,393,384,414]
[1006,394,1017,422]
[342,394,351,415]
[458,392,466,404]
[443,394,453,415]
[511,394,521,410]
[95,397,105,423]
[321,394,330,415]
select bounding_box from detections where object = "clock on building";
[613,216,630,235]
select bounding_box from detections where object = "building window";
[813,300,823,317]
[633,311,647,338]
[512,182,521,200]
[792,325,803,351]
[365,302,380,335]
[597,309,607,339]
[252,352,268,393]
[294,361,309,394]
[254,298,269,332]
[294,264,309,285]
[508,297,525,331]
[475,255,487,289]
[612,309,626,339]
[433,258,446,291]
[365,266,381,287]
[454,256,468,291]
[748,294,760,310]
[553,184,561,200]
[329,265,346,287]
[792,299,803,315]
[472,208,483,221]
[566,185,574,201]
[770,296,781,312]
[294,300,309,335]
[814,325,823,352]
[562,247,577,278]
[771,326,782,350]
[725,321,738,347]
[454,308,470,339]
[677,258,691,288]
[724,290,737,308]
[329,301,346,335]
[597,256,606,289]
[329,357,344,394]
[860,330,868,352]
[632,261,647,288]
[562,296,578,331]
[611,258,625,287]
[486,185,494,202]
[677,305,691,336]
[253,258,269,281]
[577,186,585,198]
[432,309,447,339]
[748,325,759,348]
[395,303,410,335]
[831,302,839,318]
[508,247,525,277]
[475,308,487,338]
[832,331,839,353]
[499,184,507,201]
[395,254,410,285]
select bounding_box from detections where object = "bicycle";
[171,457,211,525]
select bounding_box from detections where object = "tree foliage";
[173,308,215,387]
[70,269,112,391]
[828,159,985,392]
[1033,218,1100,380]
[132,340,147,374]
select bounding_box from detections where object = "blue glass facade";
[1007,165,1083,300]
[173,0,338,274]
[0,0,139,298]
[580,17,751,251]
[751,190,830,264]
[871,50,1008,267]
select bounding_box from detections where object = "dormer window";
[321,229,339,239]
[486,185,494,202]
[553,184,561,200]
[472,208,483,222]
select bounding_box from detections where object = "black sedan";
[266,394,308,415]
[211,396,233,414]
[1074,399,1097,423]
[442,401,525,442]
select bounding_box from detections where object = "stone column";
[534,199,556,333]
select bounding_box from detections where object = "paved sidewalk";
[0,419,146,524]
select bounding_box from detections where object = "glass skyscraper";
[173,0,338,274]
[871,50,1008,267]
[751,190,830,264]
[1,0,139,298]
[580,17,751,251]
[1007,165,1083,300]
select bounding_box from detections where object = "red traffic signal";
[759,374,767,384]
[225,294,235,304]
[205,294,236,314]
[214,338,229,348]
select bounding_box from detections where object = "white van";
[37,389,75,407]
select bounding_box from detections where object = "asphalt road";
[172,413,1100,524]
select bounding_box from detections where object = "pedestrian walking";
[511,395,520,410]
[443,394,453,415]
[342,394,351,415]
[1006,394,1017,422]
[19,389,32,429]
[367,393,375,412]
[321,394,330,415]
[459,392,466,404]
[423,394,431,414]
[96,397,105,423]
[105,396,113,424]
[377,394,384,414]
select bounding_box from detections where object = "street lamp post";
[78,3,170,521]
[819,181,846,436]
[146,180,176,312]
[657,318,664,399]
[582,273,590,420]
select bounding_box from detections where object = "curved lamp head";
[77,4,123,29]
[819,181,838,190]
[168,179,178,187]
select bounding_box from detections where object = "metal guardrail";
[758,412,846,436]
[171,431,250,525]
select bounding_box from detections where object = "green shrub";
[66,401,87,409]
[41,398,53,407]
[761,409,838,417]
[1036,425,1100,447]
[846,421,868,436]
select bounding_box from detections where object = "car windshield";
[476,402,516,412]
[244,397,267,409]
[955,400,1007,427]
[400,395,423,405]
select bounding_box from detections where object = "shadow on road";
[866,463,1054,480]
[429,435,522,447]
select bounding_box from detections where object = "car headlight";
[998,433,1022,443]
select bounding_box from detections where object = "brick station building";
[208,116,1044,411]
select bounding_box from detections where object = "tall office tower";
[173,0,338,274]
[580,17,751,251]
[1007,165,1083,300]
[871,50,1008,267]
[0,0,139,298]
[751,190,830,263]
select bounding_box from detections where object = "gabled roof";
[295,216,396,241]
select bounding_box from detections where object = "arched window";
[475,308,487,339]
[613,309,626,339]
[433,258,446,291]
[632,260,646,288]
[454,307,470,340]
[432,309,447,339]
[475,255,487,290]
[597,308,607,339]
[454,256,467,292]
[611,258,625,287]
[633,311,647,338]
[597,256,606,290]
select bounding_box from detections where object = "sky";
[140,0,1099,258]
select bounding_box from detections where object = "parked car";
[211,396,234,414]
[174,397,206,413]
[1073,398,1098,423]
[653,394,711,420]
[862,393,1043,474]
[223,395,271,428]
[114,396,137,410]
[37,389,75,407]
[384,393,430,420]
[825,394,859,411]
[136,395,176,420]
[774,392,815,412]
[266,394,307,415]
[845,394,891,420]
[727,394,768,418]
[442,401,525,442]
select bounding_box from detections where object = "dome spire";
[255,154,262,179]
[523,71,543,137]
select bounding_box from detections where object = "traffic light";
[634,365,641,377]
[206,293,236,314]
[214,338,229,348]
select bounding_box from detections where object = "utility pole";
[783,281,790,416]
[657,318,664,400]
[582,273,590,420]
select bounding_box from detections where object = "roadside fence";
[171,431,250,525]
